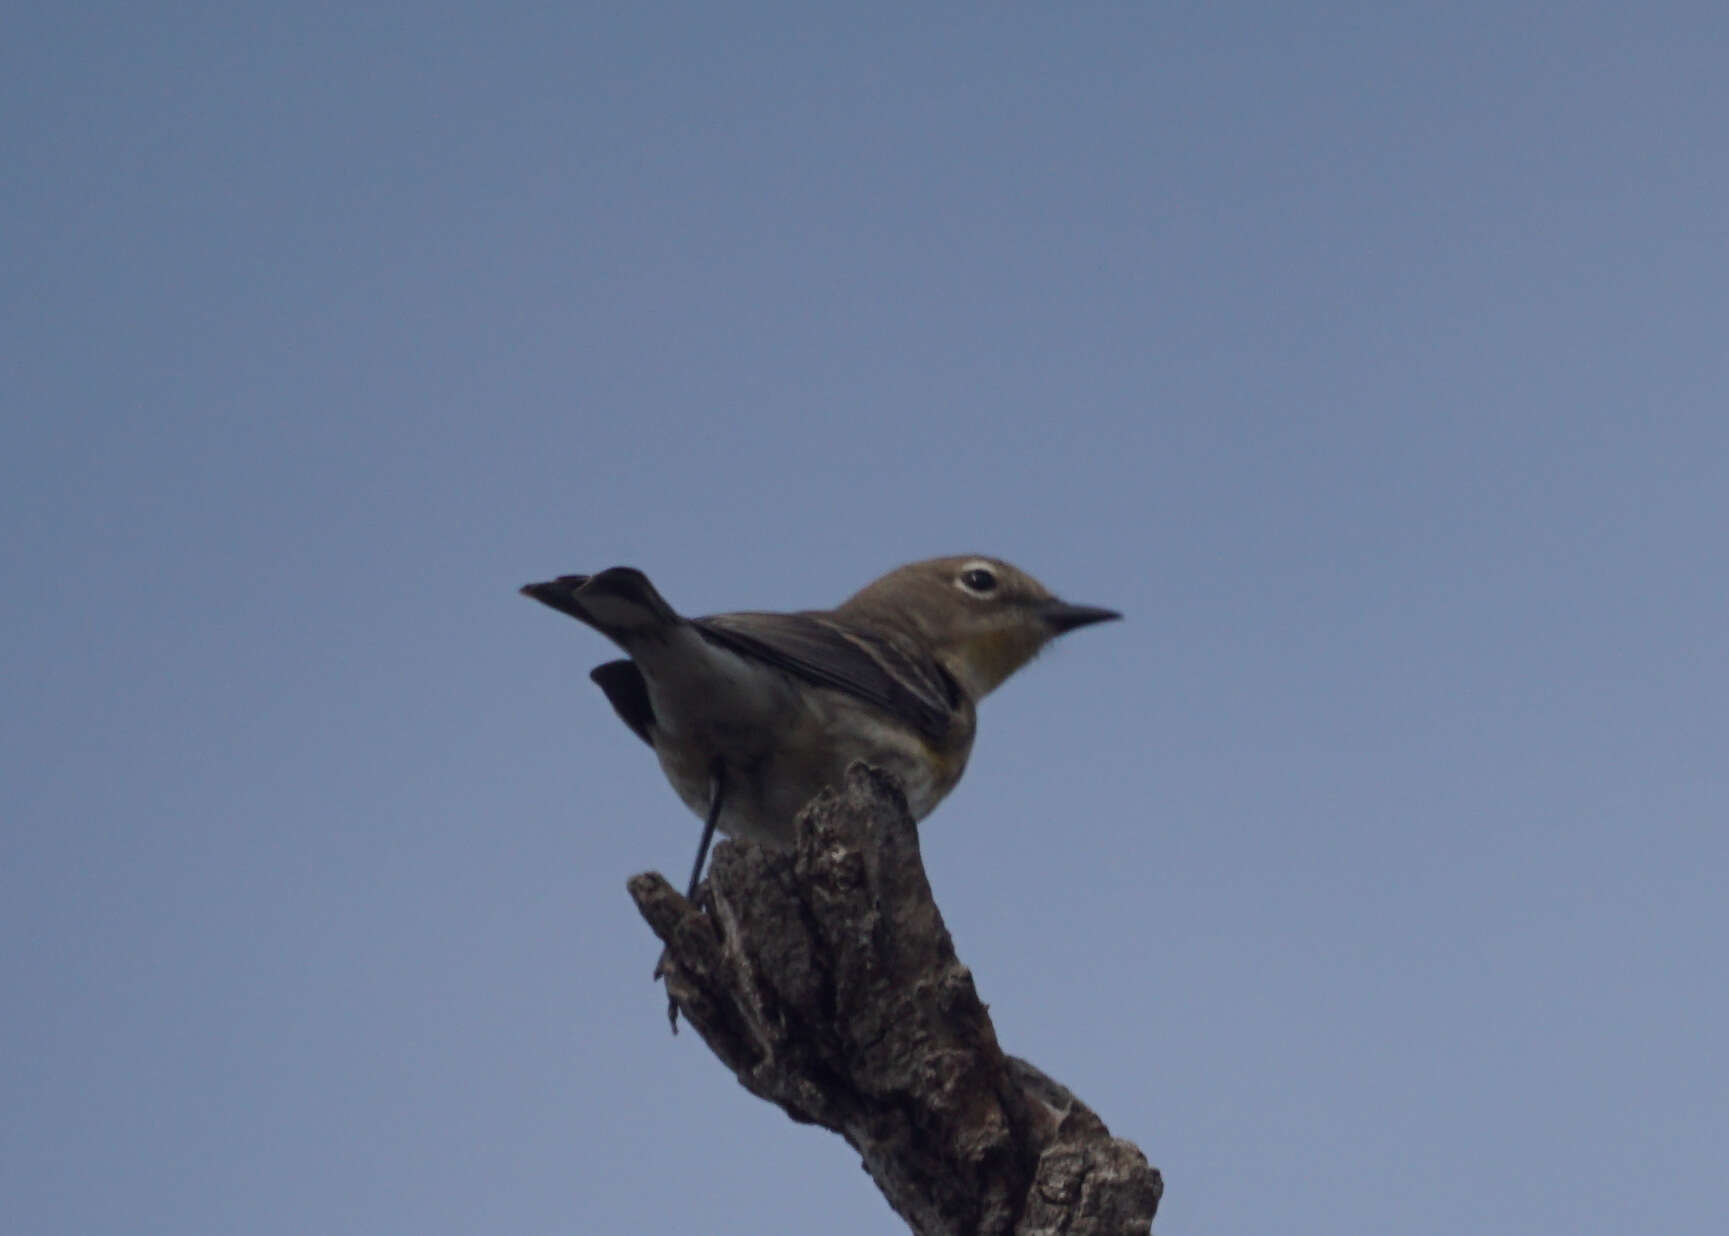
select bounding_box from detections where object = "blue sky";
[4,4,1726,1233]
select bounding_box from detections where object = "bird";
[520,555,1120,897]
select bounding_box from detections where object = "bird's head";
[837,555,1121,700]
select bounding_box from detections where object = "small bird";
[520,556,1120,897]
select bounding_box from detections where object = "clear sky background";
[5,5,1726,1234]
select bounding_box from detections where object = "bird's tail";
[520,567,683,647]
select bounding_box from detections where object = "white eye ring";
[955,560,1000,595]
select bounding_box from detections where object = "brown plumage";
[521,556,1120,894]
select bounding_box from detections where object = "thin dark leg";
[685,760,726,900]
[667,761,726,1033]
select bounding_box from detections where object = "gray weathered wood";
[628,763,1161,1235]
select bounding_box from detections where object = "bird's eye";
[958,567,999,594]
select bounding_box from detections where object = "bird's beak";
[1040,600,1123,635]
[520,575,592,623]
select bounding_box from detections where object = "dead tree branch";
[628,763,1162,1235]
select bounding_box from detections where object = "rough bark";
[627,763,1162,1235]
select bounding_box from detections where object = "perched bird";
[520,556,1120,896]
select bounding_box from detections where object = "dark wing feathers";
[589,659,657,747]
[694,612,957,742]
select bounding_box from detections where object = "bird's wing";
[695,611,959,743]
[589,659,656,747]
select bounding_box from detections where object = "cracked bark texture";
[628,763,1162,1235]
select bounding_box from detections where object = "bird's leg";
[685,759,726,901]
[665,761,726,1033]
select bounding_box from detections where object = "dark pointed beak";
[520,575,592,622]
[1040,600,1123,636]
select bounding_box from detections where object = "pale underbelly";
[655,718,969,846]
